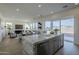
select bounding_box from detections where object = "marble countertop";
[22,34,61,44]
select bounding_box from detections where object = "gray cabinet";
[35,34,64,55]
[48,39,55,55]
[36,41,49,55]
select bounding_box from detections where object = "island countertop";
[22,34,62,44]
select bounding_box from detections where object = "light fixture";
[38,5,42,8]
[16,8,20,11]
[74,3,79,5]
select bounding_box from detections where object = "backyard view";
[45,17,74,42]
[61,17,74,42]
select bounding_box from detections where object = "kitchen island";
[22,34,64,55]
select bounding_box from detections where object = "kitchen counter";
[22,34,64,55]
[22,34,61,44]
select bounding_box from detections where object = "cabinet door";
[53,36,60,52]
[36,41,49,55]
[48,39,55,54]
[58,35,61,48]
[60,34,64,46]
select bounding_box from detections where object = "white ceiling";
[0,3,78,20]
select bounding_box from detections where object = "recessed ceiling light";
[50,11,54,14]
[38,5,42,8]
[74,3,79,5]
[16,8,20,11]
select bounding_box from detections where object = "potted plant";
[54,28,59,34]
[7,24,11,35]
[50,30,54,34]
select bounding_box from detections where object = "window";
[24,23,30,30]
[35,22,38,30]
[6,22,13,29]
[53,20,60,29]
[61,18,74,34]
[5,22,13,34]
[61,17,74,42]
[45,21,51,30]
[52,20,61,34]
[32,22,38,30]
[25,22,38,30]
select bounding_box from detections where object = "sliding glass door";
[61,17,74,42]
[44,17,74,42]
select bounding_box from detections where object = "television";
[15,25,23,29]
[15,25,23,34]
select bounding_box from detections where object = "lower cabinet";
[36,41,49,55]
[35,34,64,55]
